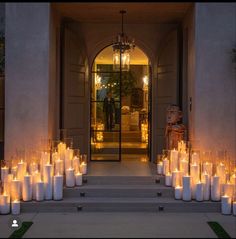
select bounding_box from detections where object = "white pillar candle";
[17,160,27,182]
[29,163,38,175]
[73,156,81,174]
[66,168,75,187]
[180,159,189,176]
[55,159,64,175]
[216,163,226,185]
[52,151,59,165]
[196,181,204,201]
[3,174,13,196]
[165,173,172,187]
[183,175,192,201]
[211,175,220,201]
[1,166,9,183]
[0,194,10,214]
[163,158,169,175]
[44,164,53,200]
[202,162,213,176]
[191,152,200,165]
[11,166,18,179]
[32,171,41,200]
[58,142,66,155]
[35,181,44,201]
[11,200,20,215]
[233,201,236,216]
[202,173,210,200]
[22,174,32,201]
[80,162,87,175]
[172,170,181,187]
[53,174,63,200]
[190,164,199,199]
[65,148,74,170]
[223,182,234,198]
[11,178,21,201]
[175,186,183,200]
[179,151,188,161]
[170,149,179,172]
[221,195,232,215]
[75,172,83,186]
[157,162,163,175]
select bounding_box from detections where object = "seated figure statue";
[165,104,186,150]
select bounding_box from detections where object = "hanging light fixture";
[112,10,135,71]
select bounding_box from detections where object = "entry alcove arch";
[90,44,152,161]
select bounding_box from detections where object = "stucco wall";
[194,3,236,160]
[5,3,52,160]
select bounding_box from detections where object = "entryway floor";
[88,154,156,176]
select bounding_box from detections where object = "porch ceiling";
[53,3,193,24]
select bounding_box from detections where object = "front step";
[63,185,174,198]
[21,198,221,213]
[83,176,165,185]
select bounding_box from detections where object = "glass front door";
[90,45,150,161]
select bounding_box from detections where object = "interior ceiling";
[95,45,148,65]
[53,3,192,24]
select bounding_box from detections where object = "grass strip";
[207,221,231,238]
[9,221,33,238]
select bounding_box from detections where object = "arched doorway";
[90,45,151,161]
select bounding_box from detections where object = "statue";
[165,104,186,150]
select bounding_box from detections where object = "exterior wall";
[5,3,53,160]
[193,3,236,160]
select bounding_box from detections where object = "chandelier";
[112,10,135,71]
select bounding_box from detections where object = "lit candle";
[195,181,204,202]
[180,158,189,176]
[202,173,210,201]
[172,169,181,187]
[11,177,21,201]
[190,164,199,199]
[80,162,87,175]
[3,174,13,196]
[0,193,10,214]
[202,162,213,176]
[175,185,183,200]
[233,201,236,216]
[221,195,232,215]
[191,152,200,165]
[44,164,53,200]
[66,168,75,187]
[53,173,63,200]
[170,149,179,172]
[55,159,64,175]
[11,166,18,179]
[22,173,32,201]
[216,163,226,185]
[211,175,220,201]
[157,162,163,175]
[75,172,83,186]
[11,200,20,215]
[162,157,169,175]
[52,151,59,165]
[165,172,172,187]
[32,171,41,200]
[17,160,27,182]
[1,166,9,183]
[29,162,38,175]
[73,156,81,174]
[183,175,192,201]
[223,181,234,198]
[65,148,74,170]
[35,180,44,201]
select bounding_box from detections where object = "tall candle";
[170,149,179,172]
[157,162,163,175]
[211,175,220,201]
[4,174,13,196]
[163,158,169,175]
[180,159,189,176]
[11,200,20,215]
[165,173,172,187]
[191,152,200,165]
[17,160,27,182]
[52,151,59,165]
[195,181,204,201]
[32,171,41,200]
[179,151,188,162]
[216,163,226,185]
[172,169,181,187]
[66,168,75,187]
[44,164,53,200]
[0,194,10,214]
[55,159,64,175]
[11,178,21,201]
[65,148,74,170]
[175,186,183,200]
[75,172,83,186]
[1,167,9,183]
[22,174,32,201]
[73,156,81,174]
[221,195,232,215]
[202,173,210,200]
[80,162,87,175]
[29,163,38,175]
[11,166,18,179]
[190,164,199,199]
[202,162,213,176]
[53,174,63,200]
[35,181,44,201]
[183,175,192,201]
[223,182,234,198]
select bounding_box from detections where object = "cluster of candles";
[0,142,87,215]
[157,141,236,216]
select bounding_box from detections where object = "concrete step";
[63,185,174,198]
[83,176,165,185]
[21,197,221,213]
